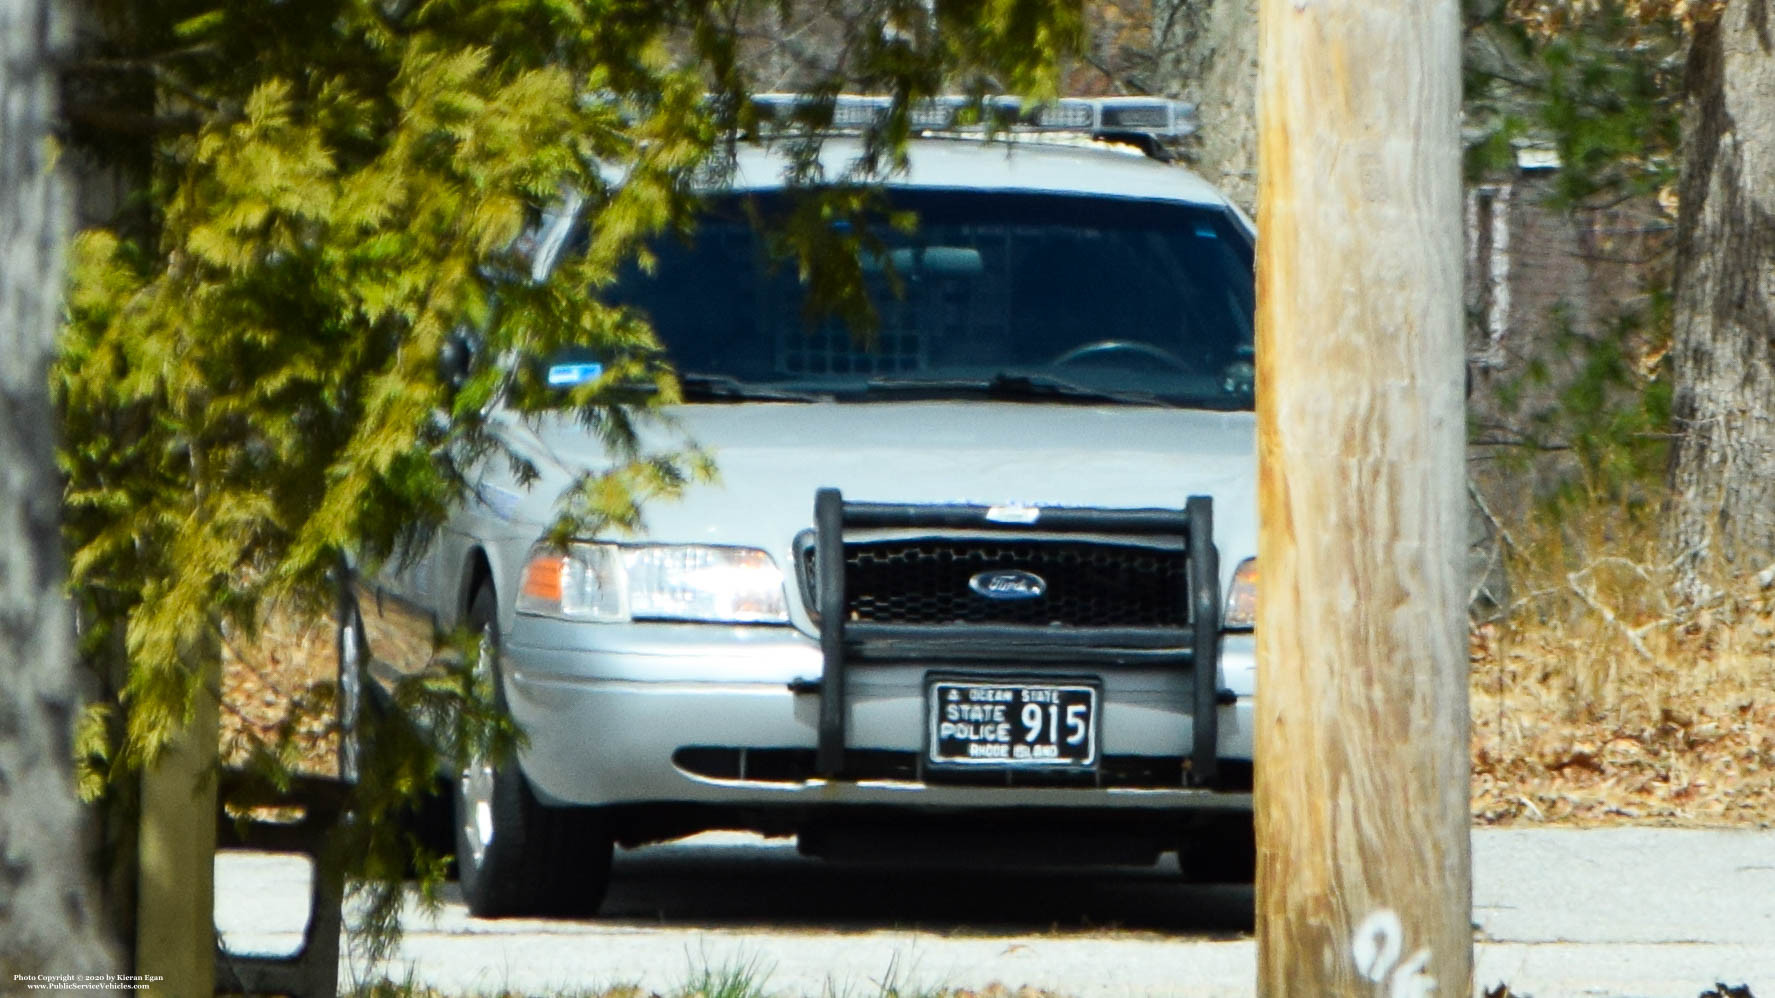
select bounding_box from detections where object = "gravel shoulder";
[218,828,1775,998]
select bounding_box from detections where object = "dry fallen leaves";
[220,609,341,777]
[1470,607,1775,828]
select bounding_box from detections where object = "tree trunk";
[0,0,123,980]
[1153,0,1258,213]
[134,648,218,995]
[1664,0,1775,593]
[1254,0,1471,992]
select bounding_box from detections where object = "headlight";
[1223,557,1256,630]
[516,543,789,624]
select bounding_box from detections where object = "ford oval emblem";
[969,569,1048,601]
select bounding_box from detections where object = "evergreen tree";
[56,0,1084,967]
[1463,0,1683,529]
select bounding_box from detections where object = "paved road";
[217,828,1775,998]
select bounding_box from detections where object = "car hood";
[484,400,1256,562]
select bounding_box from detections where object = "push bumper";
[501,618,1253,812]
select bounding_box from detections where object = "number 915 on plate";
[926,679,1099,768]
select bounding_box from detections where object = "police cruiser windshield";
[594,190,1255,411]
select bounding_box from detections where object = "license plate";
[927,679,1098,768]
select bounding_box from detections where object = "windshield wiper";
[861,372,1178,408]
[677,373,830,403]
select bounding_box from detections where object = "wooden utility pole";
[1253,0,1470,994]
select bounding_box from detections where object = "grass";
[328,931,1072,998]
[682,955,775,998]
[340,967,1072,998]
[1470,505,1775,826]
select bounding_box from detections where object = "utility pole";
[1253,0,1470,994]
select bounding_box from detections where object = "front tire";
[455,585,612,918]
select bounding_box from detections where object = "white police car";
[344,96,1260,917]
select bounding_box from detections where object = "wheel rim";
[461,759,496,870]
[338,613,363,782]
[460,627,497,871]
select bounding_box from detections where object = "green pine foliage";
[1465,2,1684,207]
[1463,1,1683,539]
[57,0,1083,964]
[1485,304,1674,521]
[1466,0,1684,529]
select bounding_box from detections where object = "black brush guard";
[807,488,1225,787]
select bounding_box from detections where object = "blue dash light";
[547,362,604,387]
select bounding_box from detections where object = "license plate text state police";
[928,682,1097,766]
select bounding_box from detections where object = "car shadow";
[577,834,1255,937]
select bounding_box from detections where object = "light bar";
[830,95,890,127]
[748,94,1199,142]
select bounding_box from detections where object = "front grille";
[803,538,1189,628]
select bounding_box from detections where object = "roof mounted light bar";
[749,93,1198,144]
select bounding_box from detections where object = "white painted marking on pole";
[1352,908,1438,997]
[1353,909,1404,983]
[1389,946,1437,998]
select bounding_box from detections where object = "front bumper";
[502,617,1254,813]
